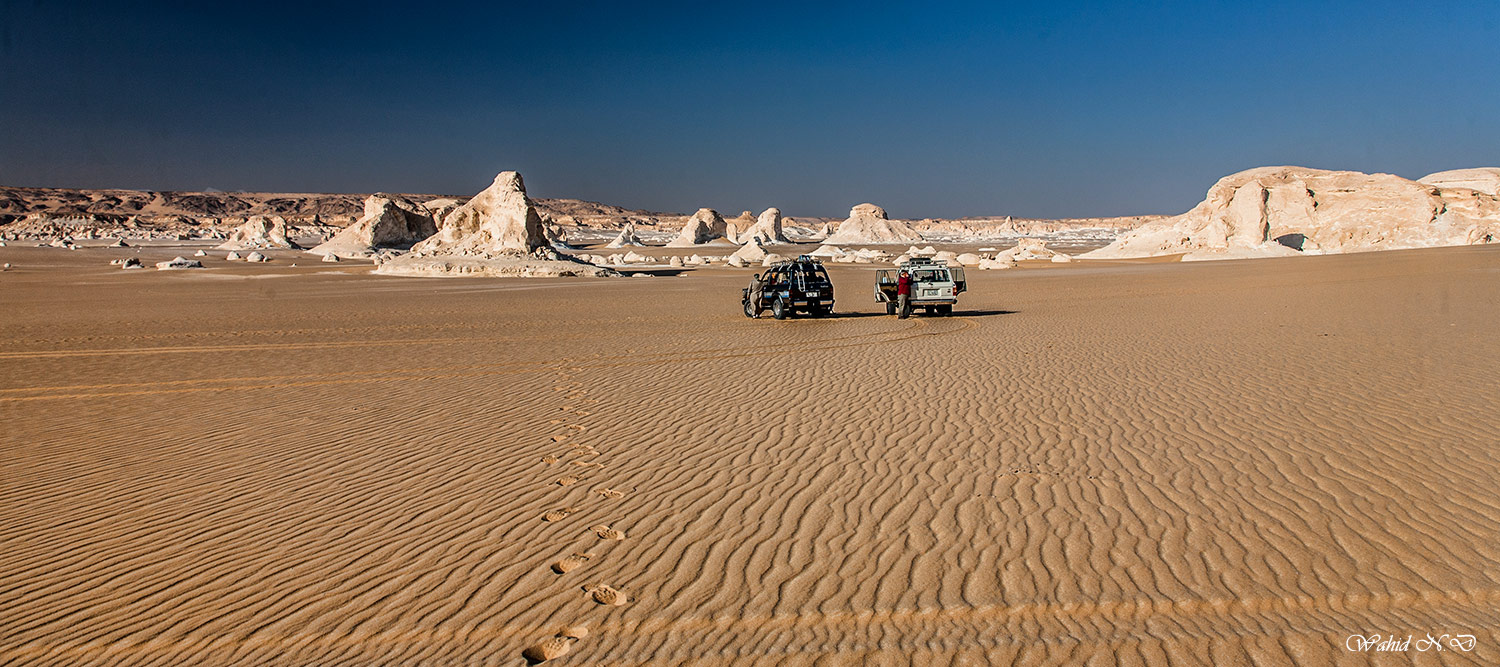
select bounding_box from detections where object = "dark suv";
[742,256,835,319]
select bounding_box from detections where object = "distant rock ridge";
[1083,166,1500,261]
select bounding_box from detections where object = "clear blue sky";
[2,1,1496,218]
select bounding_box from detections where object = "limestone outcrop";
[376,172,614,278]
[666,208,730,246]
[310,194,436,259]
[741,208,789,244]
[606,222,646,248]
[824,204,924,244]
[218,216,300,250]
[1083,166,1500,261]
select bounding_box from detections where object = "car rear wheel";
[743,299,757,318]
[886,302,897,315]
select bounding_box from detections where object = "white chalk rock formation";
[225,251,242,261]
[377,171,613,277]
[978,258,1016,270]
[1084,166,1500,261]
[761,253,789,266]
[956,253,983,266]
[193,249,207,257]
[996,238,1061,262]
[155,256,203,270]
[218,216,300,250]
[825,204,924,244]
[1418,168,1500,195]
[311,194,436,259]
[121,257,143,269]
[606,222,646,248]
[741,208,789,244]
[245,251,269,262]
[322,253,340,262]
[808,244,846,258]
[666,208,730,246]
[729,238,769,264]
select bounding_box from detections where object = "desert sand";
[3,241,1499,665]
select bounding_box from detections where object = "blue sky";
[1,1,1496,218]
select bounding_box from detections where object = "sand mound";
[376,172,614,278]
[665,208,730,246]
[217,216,301,250]
[311,194,437,259]
[606,223,645,248]
[824,203,924,244]
[1084,166,1500,260]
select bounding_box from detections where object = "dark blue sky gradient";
[2,1,1496,218]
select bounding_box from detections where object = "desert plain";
[3,239,1499,665]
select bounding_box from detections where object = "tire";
[886,302,897,315]
[743,299,757,318]
[771,298,788,320]
[899,300,911,319]
[938,305,952,316]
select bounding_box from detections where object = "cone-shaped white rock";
[377,172,613,277]
[824,204,924,244]
[606,223,645,248]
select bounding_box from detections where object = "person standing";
[896,269,912,318]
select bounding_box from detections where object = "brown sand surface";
[3,245,1499,664]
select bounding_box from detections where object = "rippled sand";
[3,245,1498,664]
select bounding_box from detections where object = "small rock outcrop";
[606,223,645,248]
[218,216,300,250]
[995,238,1062,262]
[824,204,924,244]
[155,256,203,270]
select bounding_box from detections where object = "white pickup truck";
[875,257,966,316]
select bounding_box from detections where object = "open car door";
[950,267,966,294]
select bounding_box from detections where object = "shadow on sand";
[821,309,1017,319]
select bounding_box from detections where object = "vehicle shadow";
[947,309,1017,317]
[822,309,1016,319]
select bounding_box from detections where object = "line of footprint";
[524,367,632,664]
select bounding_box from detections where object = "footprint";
[567,424,587,431]
[593,488,624,499]
[585,584,628,606]
[522,636,575,663]
[569,461,603,469]
[552,552,593,574]
[591,524,625,541]
[575,411,592,417]
[542,507,577,522]
[549,419,563,425]
[555,476,581,487]
[540,454,560,464]
[550,434,571,443]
